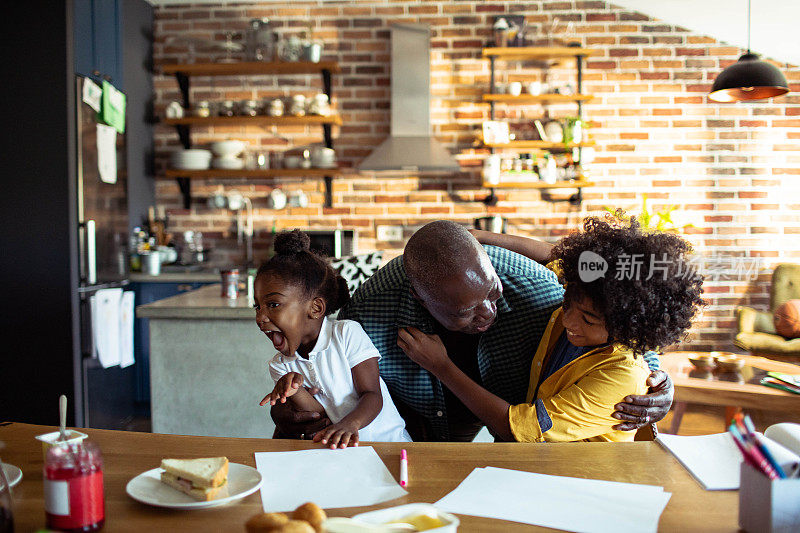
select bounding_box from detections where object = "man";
[272,221,672,441]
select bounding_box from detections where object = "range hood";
[358,24,460,173]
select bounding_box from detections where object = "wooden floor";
[660,403,800,436]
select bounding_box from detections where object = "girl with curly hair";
[398,216,704,442]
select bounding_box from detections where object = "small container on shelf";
[267,98,284,117]
[192,101,212,118]
[289,95,306,117]
[307,93,331,116]
[218,100,236,117]
[238,100,261,117]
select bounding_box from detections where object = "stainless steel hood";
[358,24,460,173]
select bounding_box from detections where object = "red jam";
[44,441,105,532]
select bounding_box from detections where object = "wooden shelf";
[164,168,343,179]
[482,47,600,60]
[163,115,343,127]
[482,140,595,150]
[483,179,595,189]
[482,94,594,104]
[161,60,341,77]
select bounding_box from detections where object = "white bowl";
[284,155,302,169]
[173,148,212,159]
[210,140,246,158]
[212,157,244,170]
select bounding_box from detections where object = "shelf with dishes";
[482,93,593,104]
[161,60,341,208]
[482,46,600,60]
[480,46,597,205]
[163,115,342,127]
[160,60,341,77]
[163,168,344,179]
[481,178,595,189]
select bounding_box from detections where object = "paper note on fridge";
[435,466,671,533]
[119,291,135,368]
[657,430,800,490]
[92,288,123,368]
[254,447,406,512]
[96,123,117,184]
[82,77,102,112]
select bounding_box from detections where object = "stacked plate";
[210,140,245,170]
[171,149,212,170]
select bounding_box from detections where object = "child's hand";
[260,372,305,406]
[312,420,360,449]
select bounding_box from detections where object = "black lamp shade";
[709,53,789,102]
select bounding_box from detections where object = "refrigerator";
[74,75,136,430]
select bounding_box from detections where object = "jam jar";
[44,441,105,532]
[218,100,236,117]
[238,99,260,117]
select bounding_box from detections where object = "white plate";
[1,463,22,488]
[126,462,262,509]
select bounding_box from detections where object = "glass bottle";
[44,441,105,532]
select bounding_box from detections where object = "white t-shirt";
[268,317,411,443]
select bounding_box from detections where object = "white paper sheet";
[82,78,102,112]
[254,447,406,512]
[119,291,135,368]
[92,288,123,368]
[657,432,742,490]
[435,467,670,533]
[96,123,117,184]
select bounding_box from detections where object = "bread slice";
[160,457,229,489]
[160,471,228,502]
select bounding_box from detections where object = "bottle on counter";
[44,441,105,532]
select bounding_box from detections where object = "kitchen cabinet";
[481,47,599,203]
[130,280,214,410]
[74,0,123,90]
[159,60,342,208]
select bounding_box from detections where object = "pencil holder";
[739,462,800,533]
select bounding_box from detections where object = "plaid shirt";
[338,245,565,441]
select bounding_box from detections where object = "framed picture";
[482,121,510,145]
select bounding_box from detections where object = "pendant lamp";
[708,0,789,103]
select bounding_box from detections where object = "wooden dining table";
[1,422,739,532]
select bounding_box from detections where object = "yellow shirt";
[508,307,650,443]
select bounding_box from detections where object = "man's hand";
[270,397,331,440]
[260,372,304,406]
[397,327,450,375]
[612,370,674,431]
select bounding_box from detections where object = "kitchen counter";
[129,271,221,283]
[135,284,277,438]
[136,283,254,318]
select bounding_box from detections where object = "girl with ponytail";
[255,230,410,447]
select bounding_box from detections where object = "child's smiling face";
[254,274,324,358]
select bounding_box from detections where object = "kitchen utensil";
[59,394,67,441]
[218,100,236,117]
[238,100,261,117]
[474,215,507,234]
[143,251,161,276]
[210,140,246,158]
[266,188,287,210]
[482,154,501,185]
[245,18,278,62]
[352,503,459,533]
[311,146,336,168]
[303,42,323,63]
[284,155,301,169]
[267,98,284,117]
[288,190,309,208]
[689,354,715,371]
[308,93,331,116]
[323,517,417,533]
[192,101,212,117]
[278,36,304,62]
[543,120,564,143]
[508,81,522,96]
[165,101,184,119]
[212,157,244,170]
[526,81,542,95]
[289,95,307,116]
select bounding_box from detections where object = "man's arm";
[612,370,673,431]
[270,400,331,439]
[470,229,555,264]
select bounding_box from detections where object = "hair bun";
[273,230,311,256]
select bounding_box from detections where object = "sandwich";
[160,457,229,501]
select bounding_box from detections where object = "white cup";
[526,81,542,95]
[509,82,522,96]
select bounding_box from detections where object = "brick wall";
[151,1,800,351]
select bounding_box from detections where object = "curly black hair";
[256,229,350,315]
[549,214,705,354]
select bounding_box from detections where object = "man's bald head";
[403,220,502,334]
